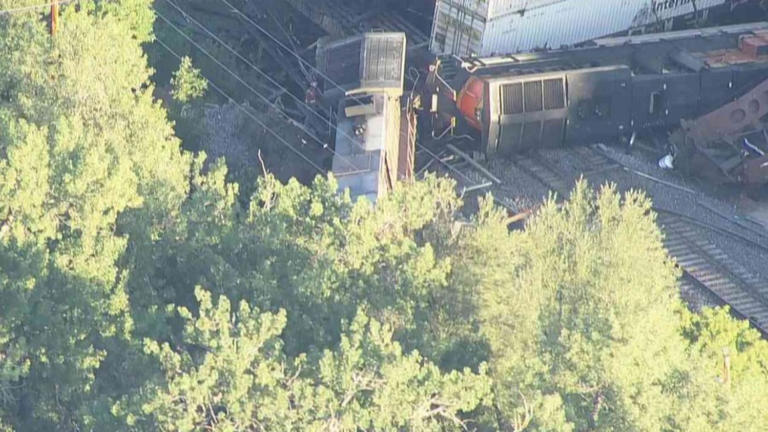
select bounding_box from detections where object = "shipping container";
[430,0,737,57]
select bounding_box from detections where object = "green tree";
[129,288,490,431]
[171,56,208,103]
[0,1,191,428]
[2,2,768,431]
[680,306,768,430]
[134,169,465,358]
[458,182,715,431]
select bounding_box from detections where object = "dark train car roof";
[317,32,406,100]
[446,22,768,86]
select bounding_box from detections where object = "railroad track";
[512,152,573,197]
[657,212,768,332]
[570,146,623,175]
[509,146,768,333]
[512,146,622,197]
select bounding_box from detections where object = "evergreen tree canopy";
[171,56,208,103]
[0,1,766,431]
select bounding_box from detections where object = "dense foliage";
[171,56,208,103]
[1,1,767,431]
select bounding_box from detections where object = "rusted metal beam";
[675,77,768,184]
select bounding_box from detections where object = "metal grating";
[501,83,523,115]
[363,35,405,84]
[524,81,543,112]
[543,78,565,110]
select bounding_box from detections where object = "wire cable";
[213,0,488,191]
[154,9,360,171]
[161,0,370,155]
[0,0,78,15]
[159,1,328,147]
[155,37,324,174]
[218,0,362,100]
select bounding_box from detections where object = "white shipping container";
[487,0,566,19]
[430,1,487,56]
[431,0,731,56]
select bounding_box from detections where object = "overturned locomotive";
[426,22,768,185]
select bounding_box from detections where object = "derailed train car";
[316,32,414,202]
[426,22,768,184]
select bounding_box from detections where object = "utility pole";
[50,0,59,36]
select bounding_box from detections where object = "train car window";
[524,81,543,112]
[543,78,565,110]
[501,83,523,115]
[649,92,663,116]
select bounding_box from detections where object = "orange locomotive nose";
[457,76,485,131]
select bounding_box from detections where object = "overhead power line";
[154,36,324,174]
[161,0,370,155]
[162,1,338,147]
[214,0,486,189]
[213,0,487,190]
[156,1,365,170]
[162,0,486,191]
[217,0,356,99]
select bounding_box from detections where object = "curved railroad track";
[656,210,768,331]
[509,146,768,334]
